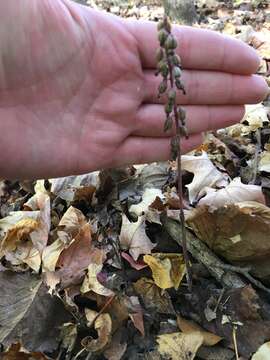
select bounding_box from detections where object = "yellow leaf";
[0,218,39,255]
[157,332,203,360]
[143,253,186,290]
[42,239,66,272]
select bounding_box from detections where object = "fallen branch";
[161,215,245,288]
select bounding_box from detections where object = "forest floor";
[0,1,270,359]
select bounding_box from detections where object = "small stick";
[232,325,239,360]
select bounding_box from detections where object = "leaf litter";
[0,0,270,359]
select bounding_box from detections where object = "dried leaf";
[259,152,270,173]
[134,277,175,314]
[181,152,228,203]
[119,214,155,261]
[83,311,112,352]
[121,252,148,270]
[252,342,270,360]
[1,343,50,360]
[104,329,127,360]
[177,316,222,346]
[59,323,77,355]
[198,178,265,210]
[49,172,99,202]
[56,206,87,246]
[143,253,186,290]
[157,332,203,360]
[42,239,66,273]
[187,201,270,278]
[0,272,70,352]
[241,104,269,134]
[129,188,163,219]
[81,250,114,296]
[56,223,97,288]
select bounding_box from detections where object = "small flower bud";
[165,35,178,50]
[178,107,186,123]
[168,89,176,102]
[165,102,173,115]
[160,64,169,78]
[156,48,164,62]
[158,80,168,95]
[173,67,182,78]
[164,115,173,132]
[158,30,168,46]
[164,19,172,33]
[157,20,165,31]
[176,79,186,94]
[172,54,181,66]
[180,125,189,139]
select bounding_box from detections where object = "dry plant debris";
[0,0,270,359]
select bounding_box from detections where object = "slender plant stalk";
[156,14,192,291]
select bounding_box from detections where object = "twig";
[232,325,239,360]
[213,263,270,295]
[250,129,261,184]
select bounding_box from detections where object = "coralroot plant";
[156,15,192,290]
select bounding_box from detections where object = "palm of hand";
[0,0,267,179]
[0,1,145,178]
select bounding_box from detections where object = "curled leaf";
[143,253,186,290]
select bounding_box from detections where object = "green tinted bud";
[158,30,168,46]
[165,35,178,50]
[161,64,169,77]
[180,126,188,139]
[172,54,181,66]
[176,79,186,94]
[164,115,173,132]
[164,19,172,33]
[168,89,176,102]
[156,48,164,62]
[165,102,173,115]
[173,67,182,78]
[158,80,167,94]
[157,20,165,31]
[178,107,186,123]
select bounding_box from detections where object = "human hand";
[0,0,268,179]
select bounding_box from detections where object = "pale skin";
[0,1,268,179]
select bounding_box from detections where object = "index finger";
[127,20,260,74]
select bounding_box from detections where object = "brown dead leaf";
[134,277,175,314]
[177,316,222,346]
[104,329,127,360]
[143,253,186,290]
[181,152,228,203]
[56,223,97,288]
[198,178,265,210]
[157,332,203,360]
[126,296,145,337]
[49,172,99,203]
[2,343,49,360]
[187,201,270,278]
[119,214,155,261]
